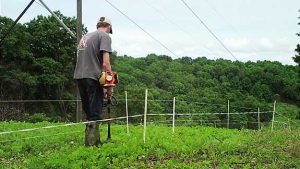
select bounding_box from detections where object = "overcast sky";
[1,0,300,65]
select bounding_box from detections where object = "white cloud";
[111,31,297,65]
[259,38,274,50]
[224,38,251,51]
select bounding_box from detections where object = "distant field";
[0,122,299,169]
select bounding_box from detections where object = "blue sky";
[1,0,300,65]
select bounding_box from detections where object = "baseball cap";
[97,17,113,34]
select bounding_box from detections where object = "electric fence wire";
[103,0,178,57]
[153,120,220,123]
[0,110,286,142]
[0,119,274,143]
[175,100,258,111]
[0,99,266,112]
[149,119,270,124]
[180,0,238,61]
[153,121,270,125]
[140,120,272,126]
[127,99,259,112]
[146,111,272,116]
[0,114,144,135]
[0,110,274,136]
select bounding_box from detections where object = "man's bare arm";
[103,52,112,72]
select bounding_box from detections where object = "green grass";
[276,103,299,120]
[0,122,299,169]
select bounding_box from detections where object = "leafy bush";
[24,113,50,123]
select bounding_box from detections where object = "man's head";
[97,17,113,34]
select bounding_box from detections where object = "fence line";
[0,114,296,143]
[0,120,275,143]
[1,111,270,135]
[1,90,297,145]
[0,114,144,135]
[141,121,273,127]
[150,120,271,125]
[0,99,265,111]
[152,121,272,125]
[148,119,270,123]
[0,110,276,136]
[146,111,272,116]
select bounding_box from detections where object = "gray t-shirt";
[74,30,112,80]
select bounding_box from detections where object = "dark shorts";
[77,78,103,121]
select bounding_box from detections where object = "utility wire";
[180,0,238,61]
[143,0,215,56]
[103,0,178,57]
[33,0,76,39]
[0,0,36,46]
[203,0,239,35]
[203,0,259,56]
[34,0,43,8]
[38,0,76,39]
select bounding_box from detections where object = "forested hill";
[112,54,299,106]
[0,14,299,122]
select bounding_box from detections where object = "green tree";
[0,16,33,99]
[0,12,82,120]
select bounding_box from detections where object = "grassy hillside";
[1,122,299,168]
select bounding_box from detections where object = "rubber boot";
[85,122,100,147]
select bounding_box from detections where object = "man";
[74,17,113,146]
[74,17,113,122]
